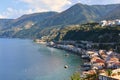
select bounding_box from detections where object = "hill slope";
[0,12,58,38]
[105,5,120,20]
[35,3,120,28]
[0,3,120,39]
[5,12,58,29]
[0,19,13,30]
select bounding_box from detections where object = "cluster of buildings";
[82,50,120,80]
[34,39,47,44]
[36,40,120,80]
[100,19,120,27]
[47,41,120,80]
[47,41,85,55]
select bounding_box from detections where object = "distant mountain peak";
[74,3,84,5]
[70,3,87,8]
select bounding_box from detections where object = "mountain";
[0,3,120,39]
[49,23,120,43]
[104,5,120,20]
[0,19,13,30]
[34,3,120,28]
[0,12,58,38]
[4,12,58,30]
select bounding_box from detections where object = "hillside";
[0,12,58,38]
[0,19,13,30]
[4,12,58,30]
[42,23,120,43]
[35,3,120,28]
[105,5,120,20]
[0,3,120,39]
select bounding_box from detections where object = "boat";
[82,67,91,71]
[81,63,91,67]
[64,65,68,69]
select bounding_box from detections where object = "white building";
[100,20,108,26]
[100,19,120,27]
[115,19,120,25]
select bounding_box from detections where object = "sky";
[0,0,120,19]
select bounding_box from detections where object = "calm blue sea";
[0,38,83,80]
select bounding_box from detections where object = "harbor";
[45,40,120,80]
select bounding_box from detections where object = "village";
[100,19,120,27]
[42,40,120,80]
[34,19,120,80]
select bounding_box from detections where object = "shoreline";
[45,41,120,80]
[34,40,120,79]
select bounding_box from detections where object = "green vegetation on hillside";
[70,72,81,80]
[105,5,120,20]
[0,3,120,41]
[42,23,120,43]
[36,3,120,28]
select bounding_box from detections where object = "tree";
[70,72,82,80]
[105,69,112,77]
[84,73,99,80]
[117,72,120,75]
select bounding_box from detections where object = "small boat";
[64,65,68,69]
[82,67,91,71]
[81,55,90,61]
[81,63,91,67]
[81,55,89,58]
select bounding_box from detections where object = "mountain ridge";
[0,3,120,39]
[33,3,120,28]
[5,11,58,29]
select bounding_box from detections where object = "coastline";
[35,40,120,80]
[34,40,86,70]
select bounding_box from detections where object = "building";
[99,68,120,80]
[100,19,120,27]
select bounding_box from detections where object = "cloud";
[0,7,34,19]
[0,0,72,19]
[0,0,120,19]
[19,0,72,12]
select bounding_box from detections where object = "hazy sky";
[0,0,120,19]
